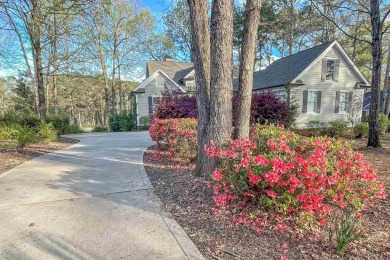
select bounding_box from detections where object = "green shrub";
[328,119,348,137]
[0,124,39,149]
[109,113,136,132]
[93,125,108,132]
[68,124,83,134]
[305,121,328,136]
[38,123,58,143]
[0,112,42,129]
[379,113,389,135]
[139,115,151,128]
[354,122,369,138]
[46,114,70,135]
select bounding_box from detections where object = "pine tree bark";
[187,0,212,177]
[209,0,234,147]
[368,0,382,147]
[234,0,261,139]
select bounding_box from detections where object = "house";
[233,40,371,128]
[134,41,370,128]
[362,91,387,118]
[132,56,239,125]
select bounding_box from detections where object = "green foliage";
[109,113,136,132]
[379,113,389,135]
[305,120,328,136]
[354,123,369,138]
[328,120,348,137]
[38,123,58,143]
[328,209,364,255]
[0,124,39,149]
[139,115,151,128]
[93,125,108,132]
[0,112,42,129]
[68,124,83,134]
[46,114,70,135]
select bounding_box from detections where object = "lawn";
[144,134,390,260]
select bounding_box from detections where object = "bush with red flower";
[206,125,386,232]
[149,118,197,163]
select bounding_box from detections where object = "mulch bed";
[0,137,79,175]
[144,136,390,260]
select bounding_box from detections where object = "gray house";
[133,41,370,128]
[234,40,370,128]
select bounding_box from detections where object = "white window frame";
[152,96,161,109]
[338,91,350,114]
[307,90,319,114]
[156,76,164,87]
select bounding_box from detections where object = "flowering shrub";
[206,125,386,232]
[154,88,197,119]
[232,92,292,127]
[154,90,296,127]
[149,118,197,163]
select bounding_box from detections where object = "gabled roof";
[132,69,186,93]
[147,60,240,86]
[233,40,370,91]
[147,61,194,86]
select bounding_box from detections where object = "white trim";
[291,41,371,87]
[183,69,195,79]
[132,69,187,93]
[135,95,140,126]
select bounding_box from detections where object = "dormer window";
[326,60,335,81]
[156,76,164,87]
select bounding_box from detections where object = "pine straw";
[144,136,390,260]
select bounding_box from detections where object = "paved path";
[0,132,204,260]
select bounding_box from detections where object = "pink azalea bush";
[149,118,197,163]
[206,125,386,232]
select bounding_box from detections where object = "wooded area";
[0,0,173,126]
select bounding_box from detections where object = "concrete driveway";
[0,131,204,260]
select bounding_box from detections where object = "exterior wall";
[134,72,179,125]
[291,47,365,128]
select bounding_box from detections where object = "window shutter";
[316,91,322,113]
[302,90,308,114]
[148,96,153,115]
[321,59,327,82]
[334,59,340,82]
[335,91,340,113]
[347,92,353,113]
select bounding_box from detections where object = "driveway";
[0,131,204,260]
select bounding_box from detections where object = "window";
[156,76,164,87]
[152,96,160,108]
[326,60,335,81]
[339,92,348,112]
[307,91,318,113]
[275,90,287,102]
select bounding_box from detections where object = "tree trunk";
[368,0,382,147]
[234,0,261,139]
[32,0,46,119]
[97,40,111,124]
[53,12,59,115]
[118,64,122,113]
[383,47,390,116]
[210,0,234,146]
[111,31,118,116]
[187,0,212,177]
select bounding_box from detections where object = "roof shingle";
[233,41,334,91]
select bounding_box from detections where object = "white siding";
[291,46,365,128]
[135,72,179,125]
